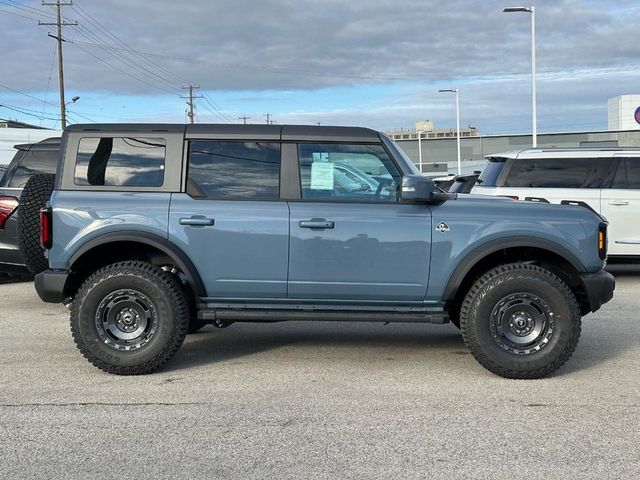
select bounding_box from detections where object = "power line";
[0,104,60,121]
[1,0,54,17]
[70,1,189,86]
[41,46,57,126]
[65,27,181,92]
[62,38,193,63]
[71,42,177,95]
[0,6,46,21]
[0,82,58,107]
[200,93,232,122]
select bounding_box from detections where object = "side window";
[8,150,58,188]
[187,141,280,200]
[626,158,640,189]
[504,158,608,188]
[74,137,166,187]
[298,143,401,202]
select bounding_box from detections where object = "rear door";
[287,142,431,301]
[168,139,289,299]
[601,156,640,256]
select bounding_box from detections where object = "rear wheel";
[460,263,581,379]
[70,261,189,375]
[17,173,55,274]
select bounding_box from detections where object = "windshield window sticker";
[310,161,335,190]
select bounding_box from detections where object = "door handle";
[179,216,215,226]
[299,219,335,229]
[608,200,629,206]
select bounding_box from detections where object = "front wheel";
[70,261,189,375]
[460,263,581,379]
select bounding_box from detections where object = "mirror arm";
[428,191,458,204]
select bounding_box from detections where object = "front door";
[169,140,289,298]
[287,142,431,301]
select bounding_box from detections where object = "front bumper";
[34,269,69,303]
[580,270,615,313]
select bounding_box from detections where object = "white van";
[471,148,640,261]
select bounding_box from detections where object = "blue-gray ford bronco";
[32,124,615,378]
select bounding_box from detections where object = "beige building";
[386,120,479,141]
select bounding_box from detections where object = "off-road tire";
[70,261,189,375]
[460,263,581,379]
[17,173,55,274]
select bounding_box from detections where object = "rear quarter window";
[611,158,640,189]
[477,158,507,187]
[74,137,166,187]
[504,158,609,188]
[8,149,58,188]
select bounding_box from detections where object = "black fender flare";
[68,231,206,297]
[443,236,586,301]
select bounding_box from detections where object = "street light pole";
[439,88,461,175]
[530,6,537,147]
[504,5,537,147]
[417,130,423,173]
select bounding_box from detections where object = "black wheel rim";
[95,289,158,351]
[490,293,555,355]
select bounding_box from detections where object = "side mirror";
[401,175,435,201]
[401,175,453,204]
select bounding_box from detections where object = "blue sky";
[1,0,639,134]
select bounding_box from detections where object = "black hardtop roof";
[65,123,381,142]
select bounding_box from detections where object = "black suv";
[0,137,59,275]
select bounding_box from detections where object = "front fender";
[440,235,585,301]
[425,197,600,301]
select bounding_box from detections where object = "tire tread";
[460,263,581,379]
[17,173,55,274]
[70,261,189,375]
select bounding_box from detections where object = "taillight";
[500,195,519,200]
[40,207,52,249]
[0,196,19,228]
[597,222,608,260]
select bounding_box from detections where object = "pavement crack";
[0,402,207,407]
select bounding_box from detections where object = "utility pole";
[40,1,76,129]
[181,85,202,124]
[264,113,273,125]
[238,116,250,124]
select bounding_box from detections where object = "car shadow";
[165,312,633,377]
[0,274,32,285]
[606,263,640,277]
[163,322,466,372]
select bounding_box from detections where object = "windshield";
[381,135,420,174]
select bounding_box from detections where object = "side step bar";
[197,309,449,324]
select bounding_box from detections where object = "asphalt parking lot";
[1,266,639,479]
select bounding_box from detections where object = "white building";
[0,120,61,164]
[608,95,640,130]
